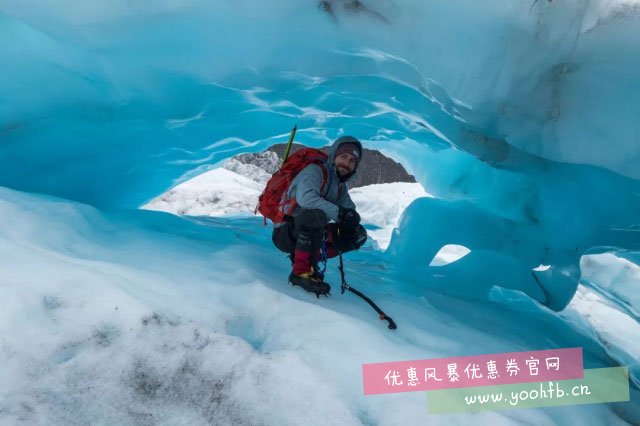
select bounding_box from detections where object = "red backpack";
[256,148,329,224]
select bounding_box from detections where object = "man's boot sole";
[289,276,331,298]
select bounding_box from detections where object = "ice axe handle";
[281,125,297,166]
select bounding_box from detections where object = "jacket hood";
[328,136,363,182]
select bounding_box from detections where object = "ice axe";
[336,229,397,330]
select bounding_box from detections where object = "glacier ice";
[1,0,639,424]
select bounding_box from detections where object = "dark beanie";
[335,142,361,160]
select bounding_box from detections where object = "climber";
[270,136,368,296]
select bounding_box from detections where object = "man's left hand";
[338,207,360,231]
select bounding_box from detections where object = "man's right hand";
[338,207,360,231]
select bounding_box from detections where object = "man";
[272,136,368,296]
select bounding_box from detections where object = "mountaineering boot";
[289,268,331,298]
[311,267,325,282]
[289,252,325,282]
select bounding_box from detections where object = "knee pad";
[272,224,295,253]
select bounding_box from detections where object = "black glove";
[338,207,360,231]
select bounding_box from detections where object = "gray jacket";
[279,137,362,225]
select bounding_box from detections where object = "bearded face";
[334,152,357,178]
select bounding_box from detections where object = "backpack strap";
[319,160,330,197]
[281,160,330,219]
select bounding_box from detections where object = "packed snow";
[142,162,432,250]
[1,186,635,425]
[1,0,639,424]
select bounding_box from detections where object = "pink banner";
[363,347,583,395]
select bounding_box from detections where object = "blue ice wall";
[1,0,639,311]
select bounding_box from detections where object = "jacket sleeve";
[290,164,340,221]
[336,183,357,210]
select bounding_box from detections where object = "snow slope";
[1,0,639,423]
[1,186,635,425]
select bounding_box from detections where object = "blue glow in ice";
[1,1,639,423]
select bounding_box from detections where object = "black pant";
[272,208,367,262]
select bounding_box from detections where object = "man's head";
[331,136,362,181]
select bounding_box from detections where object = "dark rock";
[233,151,280,175]
[233,143,416,188]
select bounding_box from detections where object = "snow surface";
[566,286,640,371]
[1,0,639,423]
[1,186,635,425]
[142,164,432,250]
[142,168,264,217]
[580,253,640,315]
[562,253,640,377]
[429,245,472,267]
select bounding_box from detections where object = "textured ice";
[0,186,634,425]
[0,0,639,424]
